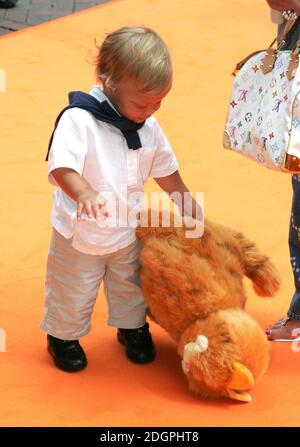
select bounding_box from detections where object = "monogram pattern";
[224,51,300,172]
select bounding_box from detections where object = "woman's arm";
[266,0,300,14]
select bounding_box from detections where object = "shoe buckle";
[282,317,291,326]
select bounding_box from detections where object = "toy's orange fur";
[136,210,280,401]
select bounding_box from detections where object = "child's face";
[104,76,172,123]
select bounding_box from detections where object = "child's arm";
[154,170,202,221]
[51,167,107,221]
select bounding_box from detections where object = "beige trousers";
[40,228,147,340]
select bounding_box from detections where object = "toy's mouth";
[226,362,254,403]
[226,388,251,403]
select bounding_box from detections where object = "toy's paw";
[181,335,208,374]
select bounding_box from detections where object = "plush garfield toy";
[136,210,280,403]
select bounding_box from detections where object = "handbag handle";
[232,15,299,77]
[277,15,299,46]
[261,15,300,76]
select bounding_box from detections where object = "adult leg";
[267,175,300,341]
[266,19,300,340]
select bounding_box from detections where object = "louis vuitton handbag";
[223,14,300,173]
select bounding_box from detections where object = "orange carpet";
[1,0,300,427]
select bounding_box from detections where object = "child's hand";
[76,189,109,221]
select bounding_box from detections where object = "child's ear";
[101,76,116,94]
[106,81,116,94]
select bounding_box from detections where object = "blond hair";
[92,27,172,93]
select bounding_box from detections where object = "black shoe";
[117,323,156,364]
[47,334,87,372]
[0,0,18,8]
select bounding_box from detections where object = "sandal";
[266,316,300,342]
[265,316,287,332]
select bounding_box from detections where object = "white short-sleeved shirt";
[47,86,178,255]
